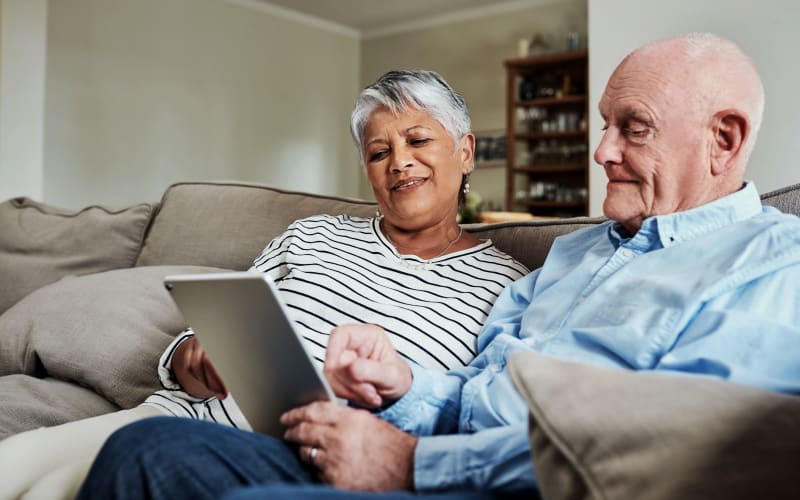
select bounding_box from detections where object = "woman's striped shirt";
[143,215,528,426]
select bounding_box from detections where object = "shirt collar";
[609,181,763,249]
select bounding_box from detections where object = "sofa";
[1,180,798,499]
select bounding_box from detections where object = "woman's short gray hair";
[350,70,472,161]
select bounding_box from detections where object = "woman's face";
[362,106,474,231]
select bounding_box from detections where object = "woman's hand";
[323,324,413,408]
[171,336,228,400]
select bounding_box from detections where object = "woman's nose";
[391,147,413,171]
[593,128,623,167]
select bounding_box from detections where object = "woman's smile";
[392,177,428,192]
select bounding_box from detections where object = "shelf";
[475,159,507,170]
[505,49,588,69]
[514,95,586,107]
[514,200,586,209]
[505,49,589,216]
[512,164,586,174]
[514,131,585,140]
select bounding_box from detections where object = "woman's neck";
[380,218,466,260]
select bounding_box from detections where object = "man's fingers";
[281,401,349,427]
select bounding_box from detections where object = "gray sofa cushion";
[0,375,117,439]
[0,197,155,315]
[0,265,226,416]
[761,181,800,215]
[466,217,604,271]
[508,351,800,500]
[136,182,378,270]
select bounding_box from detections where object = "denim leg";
[224,485,499,500]
[77,416,317,500]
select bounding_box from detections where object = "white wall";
[0,0,47,202]
[42,0,360,208]
[588,0,800,216]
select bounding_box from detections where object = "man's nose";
[593,128,623,167]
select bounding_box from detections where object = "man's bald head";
[621,33,765,163]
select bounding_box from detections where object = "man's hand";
[324,324,413,408]
[171,336,227,399]
[281,402,417,491]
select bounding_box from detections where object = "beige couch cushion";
[0,375,118,439]
[508,351,800,500]
[761,181,800,215]
[136,181,378,270]
[466,217,604,271]
[0,265,226,419]
[0,197,155,315]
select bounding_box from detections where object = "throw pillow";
[508,351,800,500]
[0,197,155,315]
[0,265,227,409]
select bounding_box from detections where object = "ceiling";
[257,0,543,35]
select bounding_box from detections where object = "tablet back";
[164,272,335,435]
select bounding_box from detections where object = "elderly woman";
[1,70,527,499]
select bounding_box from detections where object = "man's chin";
[603,201,640,225]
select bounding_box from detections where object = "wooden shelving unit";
[504,50,589,217]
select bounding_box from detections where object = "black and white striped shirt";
[143,215,527,426]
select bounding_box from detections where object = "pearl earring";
[463,182,470,195]
[375,207,382,218]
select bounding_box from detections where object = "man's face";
[594,56,713,233]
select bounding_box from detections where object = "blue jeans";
[77,417,530,500]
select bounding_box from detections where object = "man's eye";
[410,138,431,146]
[623,127,649,138]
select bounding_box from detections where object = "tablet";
[163,272,335,436]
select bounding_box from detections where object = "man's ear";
[459,133,476,174]
[710,109,749,176]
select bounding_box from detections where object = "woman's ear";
[710,109,749,176]
[459,133,476,174]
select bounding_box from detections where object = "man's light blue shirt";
[379,182,800,493]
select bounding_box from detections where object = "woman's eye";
[368,150,388,162]
[410,138,431,146]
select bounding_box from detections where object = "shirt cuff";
[376,362,462,436]
[156,330,209,403]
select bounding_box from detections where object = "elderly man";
[78,33,800,500]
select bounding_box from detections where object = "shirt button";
[621,249,633,257]
[489,363,502,373]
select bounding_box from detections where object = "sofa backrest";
[465,217,605,271]
[136,180,800,273]
[136,181,378,270]
[761,181,800,215]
